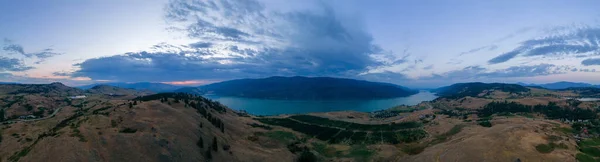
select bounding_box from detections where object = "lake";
[204,91,438,115]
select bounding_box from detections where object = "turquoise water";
[204,91,438,115]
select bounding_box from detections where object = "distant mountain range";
[517,81,600,90]
[193,76,418,100]
[78,82,183,92]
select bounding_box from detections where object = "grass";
[431,124,464,145]
[248,123,273,130]
[346,145,374,162]
[520,113,535,118]
[553,127,574,134]
[580,147,600,157]
[535,144,554,153]
[312,142,341,157]
[549,142,568,149]
[399,143,426,155]
[264,131,296,143]
[576,153,596,162]
[579,138,600,148]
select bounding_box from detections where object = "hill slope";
[199,76,418,100]
[433,82,529,99]
[78,82,182,92]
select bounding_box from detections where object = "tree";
[297,151,317,162]
[212,137,218,151]
[197,137,203,148]
[205,149,212,160]
[128,102,133,108]
[133,101,137,105]
[220,123,225,133]
[0,109,5,121]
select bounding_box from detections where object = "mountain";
[197,76,418,100]
[0,82,84,96]
[172,87,205,95]
[78,82,183,92]
[85,85,154,96]
[433,82,529,99]
[518,81,598,89]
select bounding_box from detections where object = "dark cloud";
[582,58,600,66]
[487,49,523,64]
[2,39,62,63]
[72,0,387,82]
[2,44,25,55]
[188,42,212,48]
[52,71,72,76]
[488,27,600,64]
[459,45,497,56]
[0,56,33,71]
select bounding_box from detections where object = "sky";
[1,0,600,88]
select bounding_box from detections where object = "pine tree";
[133,101,137,105]
[0,109,5,122]
[128,102,133,108]
[220,123,224,133]
[197,136,203,148]
[205,149,212,159]
[212,137,218,151]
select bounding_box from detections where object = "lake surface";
[204,91,438,115]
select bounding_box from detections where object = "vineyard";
[257,115,427,144]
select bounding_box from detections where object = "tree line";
[478,101,597,120]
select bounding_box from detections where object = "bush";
[119,128,137,133]
[297,151,317,162]
[535,144,554,153]
[478,120,492,127]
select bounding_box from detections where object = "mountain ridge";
[194,76,418,100]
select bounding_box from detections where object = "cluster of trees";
[289,115,422,131]
[478,101,597,120]
[257,117,427,144]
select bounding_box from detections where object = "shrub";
[119,128,137,133]
[478,120,492,127]
[297,151,317,162]
[535,144,554,153]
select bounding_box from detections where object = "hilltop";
[78,82,182,92]
[197,76,418,100]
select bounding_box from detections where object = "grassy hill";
[433,82,529,99]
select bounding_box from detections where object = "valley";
[1,81,600,162]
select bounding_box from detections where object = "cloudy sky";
[1,0,600,88]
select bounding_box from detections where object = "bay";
[204,91,438,115]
